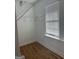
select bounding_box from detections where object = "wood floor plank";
[20,42,64,59]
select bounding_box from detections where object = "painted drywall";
[15,0,32,19]
[16,0,64,57]
[34,0,64,57]
[59,0,64,40]
[15,17,21,56]
[17,7,36,46]
[16,0,36,46]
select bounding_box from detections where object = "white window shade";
[46,1,60,39]
[46,22,59,37]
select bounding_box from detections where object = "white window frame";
[45,1,64,41]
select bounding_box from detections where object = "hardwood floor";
[20,42,63,59]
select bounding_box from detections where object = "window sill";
[45,34,64,42]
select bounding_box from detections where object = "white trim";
[15,55,25,59]
[19,40,36,46]
[45,34,64,42]
[37,41,64,58]
[45,1,59,10]
[45,34,59,39]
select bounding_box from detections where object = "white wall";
[34,0,64,57]
[15,0,32,19]
[16,0,64,57]
[16,0,36,46]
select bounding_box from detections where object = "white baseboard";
[15,55,25,59]
[19,40,36,47]
[37,41,64,58]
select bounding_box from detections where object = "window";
[45,2,60,39]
